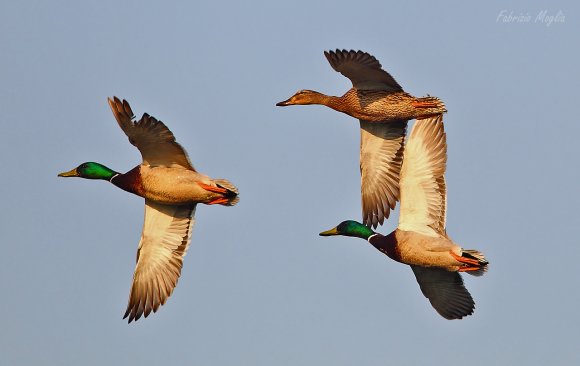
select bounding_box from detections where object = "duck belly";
[395,231,460,270]
[140,166,219,205]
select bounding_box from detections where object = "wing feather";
[123,200,196,322]
[360,120,407,228]
[398,115,447,236]
[324,49,403,92]
[108,97,194,169]
[411,266,475,320]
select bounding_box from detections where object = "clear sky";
[1,1,578,365]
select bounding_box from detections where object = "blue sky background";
[1,1,578,365]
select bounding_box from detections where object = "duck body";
[59,97,238,323]
[370,229,468,272]
[335,89,446,122]
[112,165,237,206]
[319,116,488,320]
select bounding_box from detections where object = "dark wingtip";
[123,307,136,324]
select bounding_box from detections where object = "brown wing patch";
[324,49,403,92]
[108,97,194,170]
[359,119,407,228]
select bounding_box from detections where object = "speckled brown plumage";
[277,49,446,228]
[336,89,446,122]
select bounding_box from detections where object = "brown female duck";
[320,115,487,320]
[58,97,238,322]
[277,50,446,228]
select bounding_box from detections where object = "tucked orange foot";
[449,250,481,266]
[412,100,439,108]
[207,197,229,205]
[197,182,228,194]
[458,267,482,272]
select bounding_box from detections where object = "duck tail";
[461,249,489,277]
[213,179,239,206]
[414,96,447,116]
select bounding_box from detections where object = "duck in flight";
[277,50,446,228]
[58,97,238,322]
[319,115,487,320]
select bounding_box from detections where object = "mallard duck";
[319,115,487,320]
[58,97,239,323]
[277,49,446,228]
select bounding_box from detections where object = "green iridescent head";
[58,162,118,181]
[319,220,375,240]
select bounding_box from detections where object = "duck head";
[58,162,118,180]
[276,90,328,106]
[319,220,375,240]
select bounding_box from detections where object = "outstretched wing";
[411,266,475,320]
[398,115,447,237]
[324,49,403,92]
[359,120,407,228]
[108,97,194,170]
[124,200,196,323]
